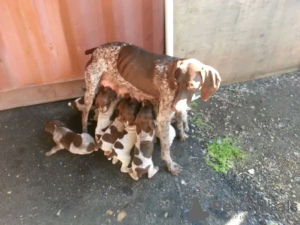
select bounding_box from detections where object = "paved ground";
[0,72,299,225]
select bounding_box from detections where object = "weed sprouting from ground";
[190,101,198,109]
[189,117,204,128]
[205,138,245,173]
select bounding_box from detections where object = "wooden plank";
[0,79,85,111]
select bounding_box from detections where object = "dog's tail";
[85,47,97,55]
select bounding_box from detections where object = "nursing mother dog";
[82,42,221,175]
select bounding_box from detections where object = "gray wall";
[174,0,300,85]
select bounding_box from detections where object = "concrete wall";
[174,0,300,85]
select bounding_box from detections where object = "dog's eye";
[187,82,195,89]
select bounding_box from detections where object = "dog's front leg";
[157,109,182,175]
[175,112,189,142]
[82,63,104,132]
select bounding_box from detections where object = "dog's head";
[134,101,155,134]
[95,86,117,113]
[169,59,221,112]
[45,120,66,134]
[117,98,141,126]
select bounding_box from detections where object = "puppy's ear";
[134,113,142,133]
[200,66,221,101]
[53,120,66,127]
[149,121,155,130]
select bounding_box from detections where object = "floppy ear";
[167,60,186,89]
[149,121,155,130]
[200,66,221,101]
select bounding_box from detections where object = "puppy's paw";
[112,157,118,164]
[168,162,182,175]
[129,172,139,180]
[121,167,129,173]
[45,151,53,157]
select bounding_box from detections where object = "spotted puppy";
[45,120,97,156]
[129,102,159,180]
[98,98,130,156]
[94,86,118,141]
[109,98,141,173]
[68,97,98,121]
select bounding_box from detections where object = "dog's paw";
[168,162,182,175]
[179,133,189,142]
[184,125,190,132]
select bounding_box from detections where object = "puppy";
[129,102,159,180]
[45,120,97,156]
[68,97,98,121]
[94,86,118,141]
[110,98,141,173]
[98,98,131,156]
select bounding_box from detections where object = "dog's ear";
[200,66,221,101]
[168,61,186,90]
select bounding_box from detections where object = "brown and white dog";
[129,102,159,180]
[45,120,97,156]
[94,86,118,141]
[110,98,141,173]
[82,42,221,175]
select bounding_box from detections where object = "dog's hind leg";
[82,60,105,132]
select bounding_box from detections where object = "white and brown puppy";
[129,102,159,180]
[94,86,118,141]
[98,98,130,156]
[45,120,97,156]
[68,97,98,121]
[110,98,141,173]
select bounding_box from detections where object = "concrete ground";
[0,72,299,225]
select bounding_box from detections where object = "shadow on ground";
[0,72,299,225]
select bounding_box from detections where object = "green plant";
[189,117,204,128]
[190,101,198,109]
[205,138,245,173]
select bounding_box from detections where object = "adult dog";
[82,42,221,175]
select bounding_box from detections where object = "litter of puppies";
[45,87,181,180]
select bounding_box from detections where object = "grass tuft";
[205,138,245,173]
[189,117,204,128]
[190,101,198,109]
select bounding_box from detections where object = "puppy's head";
[135,101,155,134]
[117,98,141,126]
[45,120,65,134]
[169,59,221,112]
[94,86,117,113]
